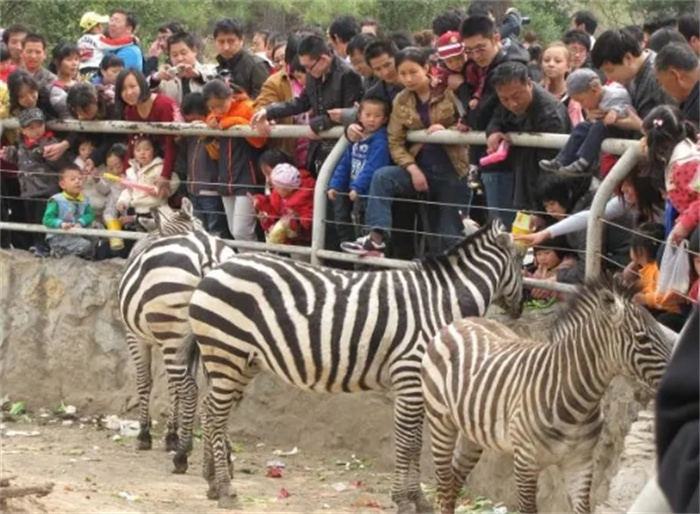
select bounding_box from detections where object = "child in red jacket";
[251,163,315,245]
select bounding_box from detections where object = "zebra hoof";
[206,486,219,500]
[172,451,189,474]
[165,433,179,452]
[137,432,152,451]
[217,493,237,509]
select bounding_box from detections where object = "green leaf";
[9,401,26,416]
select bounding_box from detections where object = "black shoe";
[539,159,562,173]
[555,159,590,178]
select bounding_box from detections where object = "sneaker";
[340,234,386,256]
[539,159,562,173]
[555,158,590,178]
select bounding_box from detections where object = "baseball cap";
[80,11,110,32]
[18,107,45,128]
[437,31,464,60]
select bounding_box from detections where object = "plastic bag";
[656,240,690,296]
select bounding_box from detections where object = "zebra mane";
[419,220,498,270]
[550,273,642,334]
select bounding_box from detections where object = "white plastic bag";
[656,240,690,296]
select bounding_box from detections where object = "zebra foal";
[187,220,525,511]
[118,198,236,473]
[421,277,673,514]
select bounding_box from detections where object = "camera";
[522,17,531,25]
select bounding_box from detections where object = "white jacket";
[117,157,180,214]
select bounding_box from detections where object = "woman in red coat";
[115,68,181,198]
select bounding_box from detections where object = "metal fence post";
[310,137,350,266]
[584,144,642,279]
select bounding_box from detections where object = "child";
[202,79,266,242]
[251,163,314,245]
[76,138,110,223]
[539,68,632,176]
[77,11,135,79]
[0,107,69,256]
[540,42,583,127]
[525,236,576,303]
[91,54,124,103]
[177,92,228,237]
[641,105,700,246]
[328,96,391,241]
[0,43,17,83]
[42,164,95,259]
[431,32,468,115]
[116,136,180,229]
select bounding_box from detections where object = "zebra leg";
[407,407,434,514]
[450,434,483,503]
[164,371,180,452]
[562,458,594,514]
[513,449,540,514]
[392,384,429,513]
[172,368,198,474]
[425,410,459,514]
[126,332,154,451]
[201,395,218,500]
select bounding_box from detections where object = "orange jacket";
[206,93,267,149]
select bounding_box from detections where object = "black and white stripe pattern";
[187,220,524,510]
[421,278,672,514]
[117,199,235,473]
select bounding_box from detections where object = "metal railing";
[0,119,643,292]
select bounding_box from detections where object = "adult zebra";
[187,220,525,511]
[421,277,672,514]
[118,198,236,473]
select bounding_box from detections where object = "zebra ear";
[598,288,624,320]
[180,197,195,220]
[151,207,165,235]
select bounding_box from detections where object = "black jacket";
[486,85,571,210]
[216,50,270,99]
[266,55,363,134]
[682,81,699,128]
[656,307,699,513]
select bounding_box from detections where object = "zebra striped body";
[187,221,524,511]
[421,278,672,514]
[117,199,235,473]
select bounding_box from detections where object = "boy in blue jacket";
[328,96,391,241]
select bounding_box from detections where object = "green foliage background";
[1,0,698,51]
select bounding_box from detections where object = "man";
[108,9,143,71]
[591,28,675,133]
[655,43,699,127]
[642,15,677,49]
[2,24,28,67]
[251,35,362,174]
[571,10,598,48]
[360,18,379,37]
[328,15,360,59]
[457,14,530,227]
[21,33,56,92]
[562,30,598,73]
[148,31,217,105]
[213,18,270,99]
[486,62,570,219]
[346,33,377,89]
[143,21,183,76]
[678,14,700,56]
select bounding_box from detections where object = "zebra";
[117,198,236,473]
[420,277,673,514]
[186,219,525,511]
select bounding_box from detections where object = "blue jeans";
[189,195,228,237]
[558,121,608,165]
[366,165,472,254]
[480,170,516,230]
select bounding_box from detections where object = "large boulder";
[0,250,655,511]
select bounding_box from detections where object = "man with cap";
[539,67,633,177]
[77,11,136,78]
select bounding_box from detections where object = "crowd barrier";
[0,118,647,295]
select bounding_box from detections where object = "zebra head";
[151,198,204,236]
[566,276,673,391]
[488,220,525,319]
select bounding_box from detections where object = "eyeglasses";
[464,45,488,56]
[304,57,321,72]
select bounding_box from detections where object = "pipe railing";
[0,120,643,288]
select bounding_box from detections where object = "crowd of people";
[0,6,698,326]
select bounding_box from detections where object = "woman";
[48,42,81,119]
[115,67,181,199]
[342,46,472,256]
[66,82,123,173]
[540,42,583,127]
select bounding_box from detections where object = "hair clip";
[653,118,664,128]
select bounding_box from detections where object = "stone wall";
[0,249,657,512]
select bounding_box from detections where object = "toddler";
[42,165,95,258]
[252,163,314,245]
[525,236,575,303]
[540,68,632,176]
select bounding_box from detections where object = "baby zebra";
[421,277,673,514]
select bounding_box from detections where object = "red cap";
[436,31,464,59]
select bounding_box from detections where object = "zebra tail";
[180,334,209,382]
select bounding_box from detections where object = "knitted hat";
[18,107,45,128]
[436,31,464,60]
[565,68,600,96]
[271,163,301,189]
